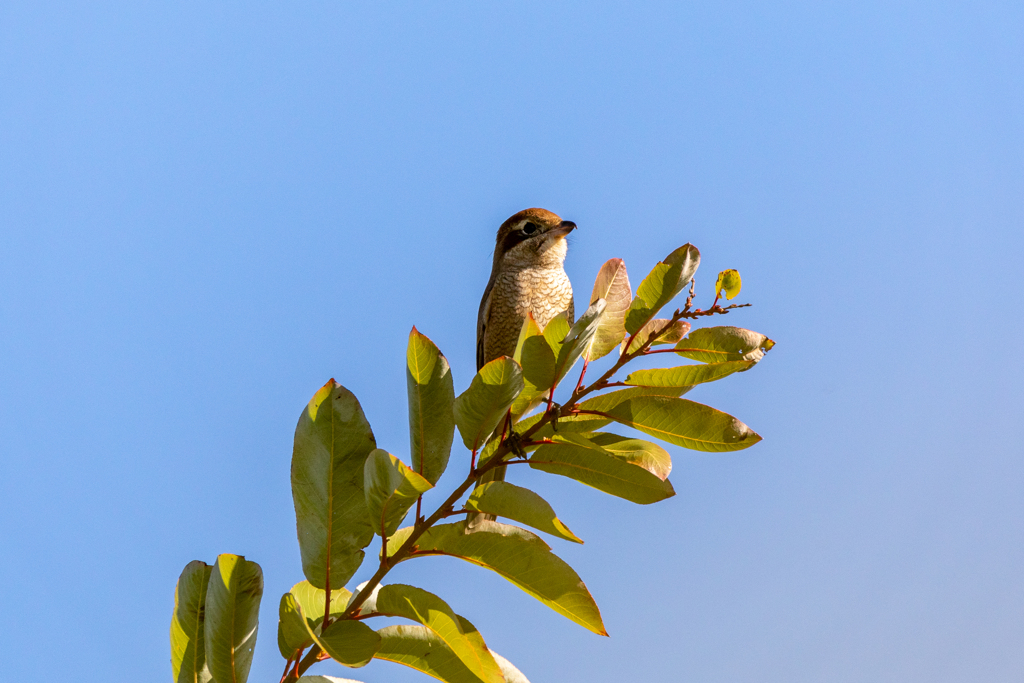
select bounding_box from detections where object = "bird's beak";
[549,220,577,239]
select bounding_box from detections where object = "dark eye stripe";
[501,223,540,253]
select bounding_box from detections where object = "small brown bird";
[470,208,576,528]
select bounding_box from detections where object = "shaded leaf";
[624,360,754,388]
[454,358,524,451]
[466,481,583,543]
[205,555,263,683]
[292,380,377,590]
[364,449,433,537]
[376,585,503,683]
[621,318,691,355]
[278,581,351,658]
[386,521,605,634]
[585,258,632,361]
[583,433,672,480]
[675,326,775,365]
[171,560,213,683]
[529,436,675,504]
[625,244,700,334]
[715,269,742,300]
[602,395,761,451]
[407,328,456,485]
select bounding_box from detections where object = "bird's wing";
[476,273,495,372]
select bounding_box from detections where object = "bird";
[469,208,576,529]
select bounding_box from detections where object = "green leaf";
[204,554,263,683]
[675,326,775,365]
[316,619,382,668]
[624,360,755,388]
[552,298,606,383]
[529,436,675,504]
[375,623,487,683]
[171,560,213,683]
[376,585,504,683]
[283,593,381,667]
[466,481,583,543]
[527,386,692,437]
[585,258,633,361]
[407,328,456,485]
[541,314,571,358]
[364,449,433,537]
[714,269,742,300]
[582,433,673,480]
[386,521,605,635]
[277,581,351,659]
[454,357,524,451]
[602,395,762,451]
[297,677,365,683]
[625,244,700,335]
[292,379,377,590]
[510,313,556,417]
[622,318,691,355]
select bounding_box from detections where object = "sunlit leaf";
[454,358,524,451]
[466,481,583,543]
[376,585,504,683]
[296,676,365,683]
[601,395,761,451]
[278,581,352,658]
[714,269,742,300]
[585,258,632,361]
[491,651,530,683]
[364,449,433,537]
[284,593,381,668]
[375,624,487,683]
[407,328,456,485]
[510,313,556,417]
[525,386,692,437]
[205,554,263,683]
[386,521,606,635]
[292,380,377,590]
[625,244,700,334]
[624,360,754,388]
[675,326,775,365]
[621,318,691,355]
[529,435,675,504]
[582,433,672,480]
[171,560,213,683]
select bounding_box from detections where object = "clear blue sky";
[2,2,1022,681]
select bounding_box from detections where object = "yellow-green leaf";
[625,244,700,335]
[292,380,377,590]
[530,435,675,504]
[375,623,487,683]
[278,581,352,658]
[204,555,263,683]
[407,328,456,485]
[675,326,775,365]
[466,481,583,543]
[714,269,742,300]
[582,433,672,480]
[602,395,762,451]
[364,449,433,537]
[624,360,754,388]
[376,585,504,683]
[284,593,381,668]
[511,313,556,417]
[386,522,605,635]
[171,560,213,683]
[454,358,524,451]
[552,299,606,383]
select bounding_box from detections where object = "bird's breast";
[484,266,574,363]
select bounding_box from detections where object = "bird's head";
[492,208,577,270]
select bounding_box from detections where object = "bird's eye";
[522,222,539,235]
